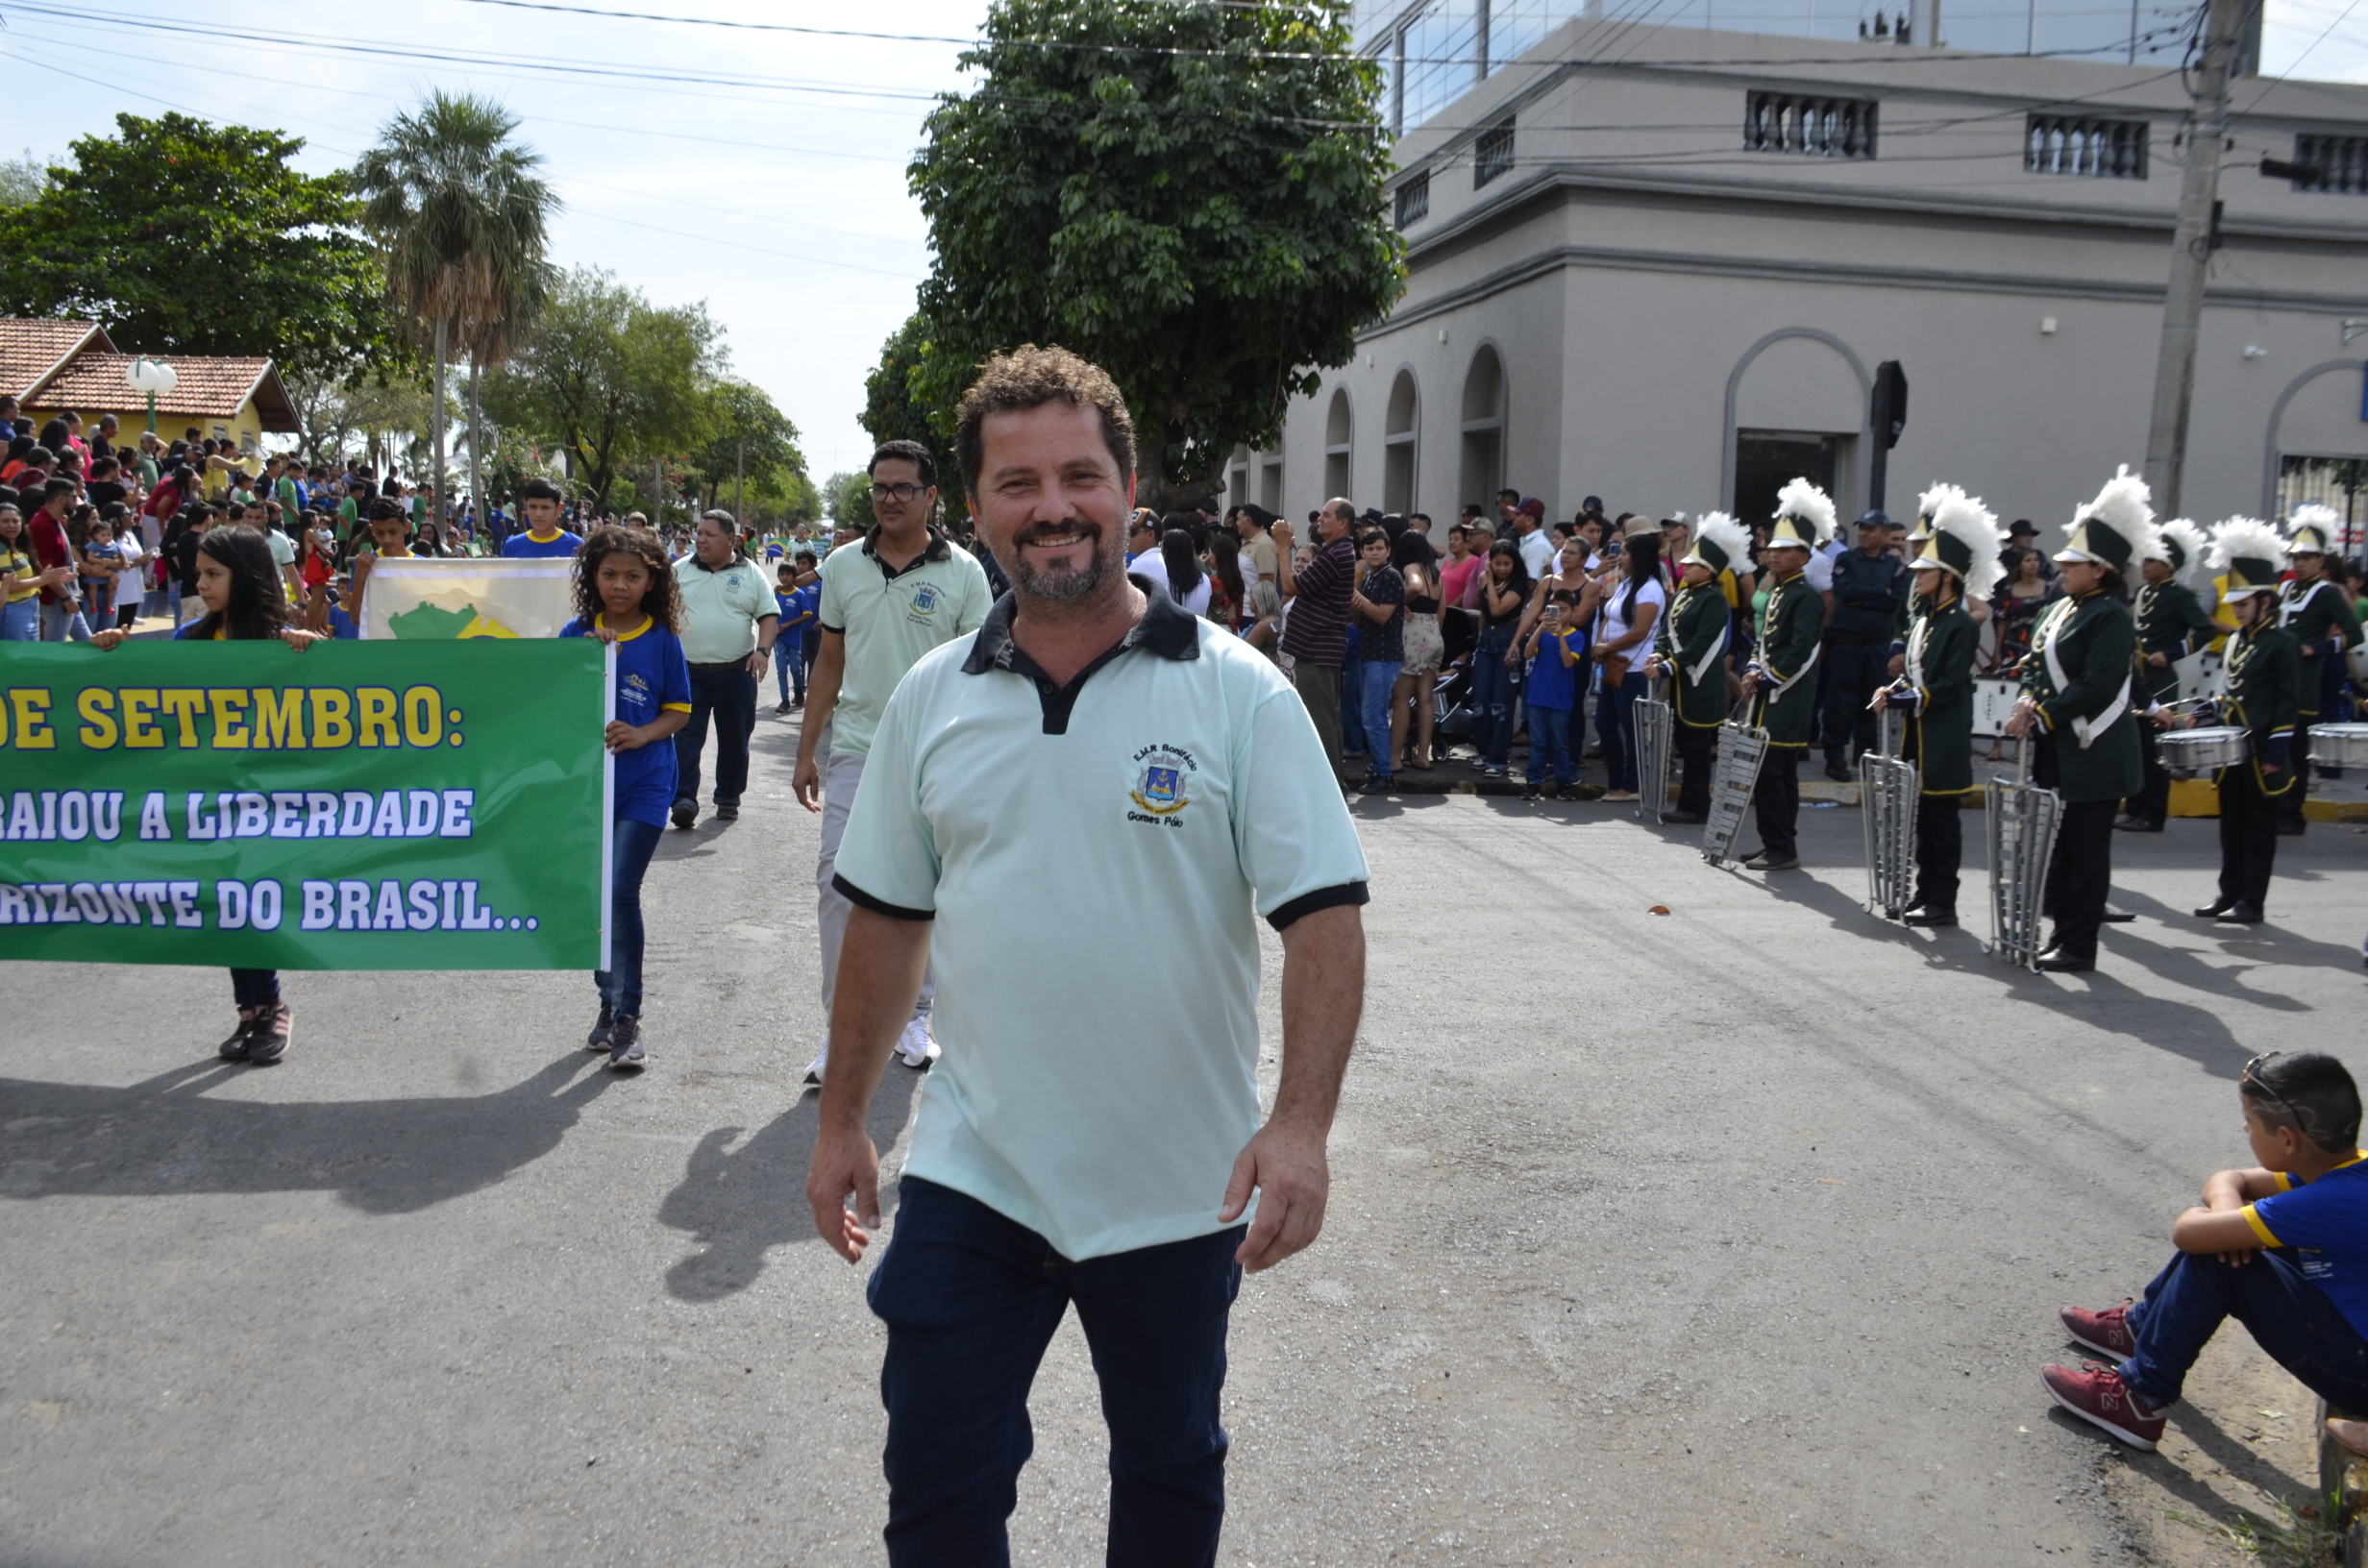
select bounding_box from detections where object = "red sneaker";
[2042,1362,2164,1450]
[2060,1299,2137,1360]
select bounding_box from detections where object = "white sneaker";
[803,1043,827,1086]
[896,1016,940,1070]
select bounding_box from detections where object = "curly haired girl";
[562,525,691,1070]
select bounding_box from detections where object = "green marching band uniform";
[2274,505,2365,833]
[2015,468,2148,972]
[2123,518,2223,832]
[1878,483,2001,927]
[1653,511,1751,822]
[2189,518,2301,920]
[1739,478,1834,870]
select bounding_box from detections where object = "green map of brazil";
[386,602,523,640]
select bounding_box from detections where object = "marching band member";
[2177,519,2300,922]
[1738,478,1834,872]
[1879,485,2001,927]
[1648,511,1750,823]
[2275,505,2364,837]
[2006,469,2151,973]
[2120,519,2218,834]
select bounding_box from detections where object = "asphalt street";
[5,708,2365,1567]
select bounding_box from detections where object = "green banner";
[0,640,609,969]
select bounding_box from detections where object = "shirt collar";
[614,614,654,644]
[962,588,1201,677]
[864,524,952,578]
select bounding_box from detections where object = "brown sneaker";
[2060,1299,2137,1360]
[245,1001,292,1066]
[218,1008,260,1062]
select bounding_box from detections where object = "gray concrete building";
[1246,15,2368,547]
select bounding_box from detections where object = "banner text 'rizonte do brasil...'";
[0,640,609,969]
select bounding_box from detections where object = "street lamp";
[125,356,177,434]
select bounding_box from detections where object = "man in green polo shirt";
[793,439,993,1083]
[670,509,779,827]
[806,346,1369,1566]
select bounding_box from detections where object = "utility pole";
[2141,0,2246,519]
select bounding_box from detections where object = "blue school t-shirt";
[503,529,582,559]
[2245,1152,2368,1338]
[779,581,822,650]
[561,615,692,828]
[1525,626,1586,712]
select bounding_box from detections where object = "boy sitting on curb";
[2045,1051,2368,1451]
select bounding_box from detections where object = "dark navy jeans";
[2120,1248,2368,1411]
[866,1176,1245,1568]
[1469,627,1517,767]
[596,818,664,1017]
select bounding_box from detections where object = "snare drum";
[2158,724,2250,778]
[2309,723,2368,769]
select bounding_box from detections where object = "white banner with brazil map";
[361,558,578,641]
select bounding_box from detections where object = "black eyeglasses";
[869,482,926,503]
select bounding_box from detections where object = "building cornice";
[1395,163,2368,266]
[1359,234,2368,341]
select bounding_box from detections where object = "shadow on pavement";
[657,1066,925,1303]
[0,1049,616,1213]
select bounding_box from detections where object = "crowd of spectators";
[1106,480,2368,799]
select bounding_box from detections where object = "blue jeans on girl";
[0,599,35,640]
[1598,675,1639,793]
[597,818,665,1017]
[1469,627,1517,768]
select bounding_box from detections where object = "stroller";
[1432,607,1481,747]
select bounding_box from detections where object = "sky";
[2,0,2361,489]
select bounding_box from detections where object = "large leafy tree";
[355,92,558,516]
[686,378,805,518]
[0,113,386,380]
[481,266,719,511]
[907,0,1402,507]
[863,312,964,513]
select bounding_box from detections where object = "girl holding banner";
[90,526,319,1062]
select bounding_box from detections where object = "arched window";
[1323,388,1353,502]
[1384,370,1418,517]
[1459,345,1505,512]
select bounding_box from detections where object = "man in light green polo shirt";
[806,346,1368,1565]
[793,439,992,1082]
[670,509,779,827]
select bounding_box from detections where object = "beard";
[1006,516,1119,604]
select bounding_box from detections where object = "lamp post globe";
[125,357,177,434]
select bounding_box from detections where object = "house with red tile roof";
[2,316,298,452]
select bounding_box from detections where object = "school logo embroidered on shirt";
[1128,744,1197,822]
[908,582,941,622]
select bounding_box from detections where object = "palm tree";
[355,91,558,527]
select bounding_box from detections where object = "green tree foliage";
[686,378,806,516]
[0,113,387,381]
[863,312,964,513]
[481,266,719,510]
[907,0,1402,507]
[825,470,876,534]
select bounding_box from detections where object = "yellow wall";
[26,396,265,455]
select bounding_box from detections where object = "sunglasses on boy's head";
[2243,1053,2301,1128]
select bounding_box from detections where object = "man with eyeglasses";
[795,440,994,1085]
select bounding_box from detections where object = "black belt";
[689,658,756,671]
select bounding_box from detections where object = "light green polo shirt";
[672,552,778,664]
[816,527,993,760]
[833,594,1370,1261]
